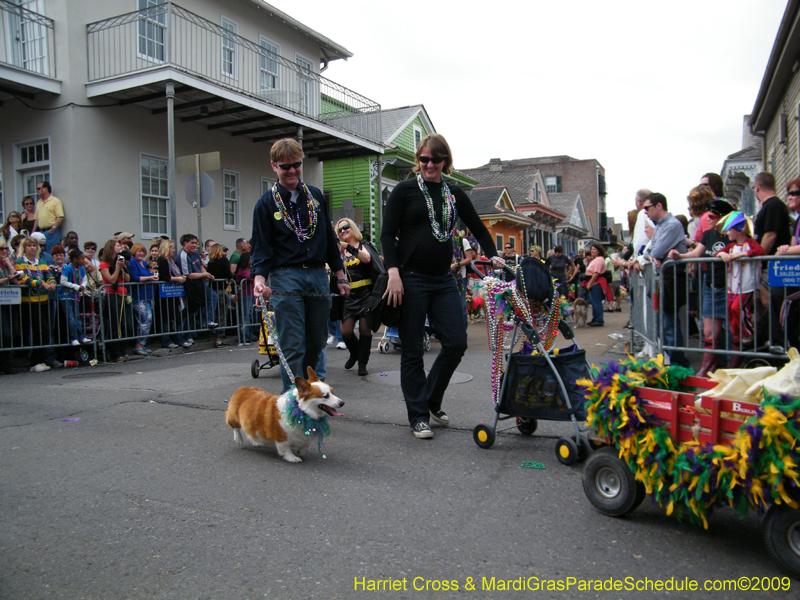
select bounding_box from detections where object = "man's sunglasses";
[418,156,446,165]
[337,224,351,234]
[276,161,302,171]
[642,204,653,210]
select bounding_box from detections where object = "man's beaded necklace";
[272,181,318,242]
[416,173,457,242]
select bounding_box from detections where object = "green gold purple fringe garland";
[577,355,800,528]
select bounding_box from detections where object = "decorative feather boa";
[578,356,800,528]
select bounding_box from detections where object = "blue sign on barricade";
[0,287,21,305]
[768,259,800,287]
[159,283,186,298]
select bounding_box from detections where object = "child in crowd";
[59,249,91,346]
[715,212,765,367]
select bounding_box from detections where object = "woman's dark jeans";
[398,269,468,428]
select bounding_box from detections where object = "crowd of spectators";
[0,189,260,373]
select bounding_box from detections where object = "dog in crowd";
[466,293,487,324]
[572,298,589,328]
[225,367,344,463]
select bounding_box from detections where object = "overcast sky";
[270,0,787,228]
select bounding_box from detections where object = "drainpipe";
[166,82,177,243]
[376,156,383,247]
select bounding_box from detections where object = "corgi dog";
[572,298,589,328]
[226,367,344,463]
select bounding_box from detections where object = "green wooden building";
[323,104,478,249]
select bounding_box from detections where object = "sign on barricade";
[768,259,800,287]
[0,287,22,305]
[159,283,186,298]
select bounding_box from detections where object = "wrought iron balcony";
[0,0,58,93]
[86,2,380,146]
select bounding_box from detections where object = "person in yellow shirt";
[34,181,64,253]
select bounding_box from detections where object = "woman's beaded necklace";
[272,181,318,242]
[416,173,457,242]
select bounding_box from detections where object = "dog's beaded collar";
[282,388,331,458]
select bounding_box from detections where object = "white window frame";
[545,176,558,194]
[14,137,51,205]
[139,153,170,240]
[295,53,315,116]
[9,0,50,75]
[413,125,423,151]
[261,176,274,198]
[223,169,240,231]
[136,0,166,64]
[221,16,238,79]
[259,35,279,92]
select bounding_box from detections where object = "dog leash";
[258,293,295,380]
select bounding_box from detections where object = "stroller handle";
[470,259,515,280]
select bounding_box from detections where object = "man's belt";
[349,278,372,290]
[283,261,325,269]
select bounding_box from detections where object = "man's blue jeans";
[269,266,330,392]
[43,228,61,254]
[397,270,468,428]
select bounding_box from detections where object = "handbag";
[364,272,401,332]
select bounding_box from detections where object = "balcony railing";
[86,2,380,146]
[0,0,56,79]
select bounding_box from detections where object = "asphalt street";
[0,309,795,599]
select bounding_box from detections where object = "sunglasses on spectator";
[276,161,302,171]
[788,190,800,197]
[642,204,653,211]
[337,224,351,234]
[418,156,446,165]
[505,245,512,249]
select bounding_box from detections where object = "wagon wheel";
[632,481,648,511]
[582,446,639,517]
[473,424,495,449]
[516,418,538,436]
[555,437,578,465]
[763,503,800,579]
[251,359,261,379]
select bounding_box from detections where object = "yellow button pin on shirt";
[274,211,281,220]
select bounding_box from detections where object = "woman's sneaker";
[413,422,434,439]
[429,410,450,426]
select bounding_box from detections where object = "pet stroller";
[378,323,431,354]
[472,258,593,465]
[250,303,280,378]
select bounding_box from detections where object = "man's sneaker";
[70,339,81,346]
[80,337,92,344]
[430,410,450,426]
[207,321,218,329]
[186,338,194,345]
[182,341,193,348]
[327,335,335,345]
[30,363,50,373]
[336,341,346,350]
[413,422,434,439]
[166,342,179,349]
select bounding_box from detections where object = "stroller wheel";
[473,424,495,449]
[379,340,390,354]
[555,437,578,465]
[516,418,538,436]
[582,447,639,517]
[424,337,431,352]
[572,435,589,463]
[251,359,261,379]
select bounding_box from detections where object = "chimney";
[489,158,502,172]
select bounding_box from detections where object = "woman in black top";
[380,134,504,439]
[336,218,383,376]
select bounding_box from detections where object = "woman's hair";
[21,236,40,259]
[687,185,715,217]
[702,173,725,198]
[130,243,147,257]
[0,211,21,240]
[530,245,542,257]
[786,178,800,193]
[336,218,363,242]
[50,245,65,257]
[589,242,607,258]
[208,243,225,262]
[236,252,251,273]
[21,195,34,209]
[100,239,118,263]
[158,239,173,259]
[412,134,454,175]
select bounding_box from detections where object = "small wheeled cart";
[378,325,431,354]
[471,258,592,465]
[581,365,800,579]
[250,304,280,378]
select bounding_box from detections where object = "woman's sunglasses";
[418,156,446,165]
[337,224,351,234]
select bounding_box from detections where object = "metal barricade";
[635,255,800,366]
